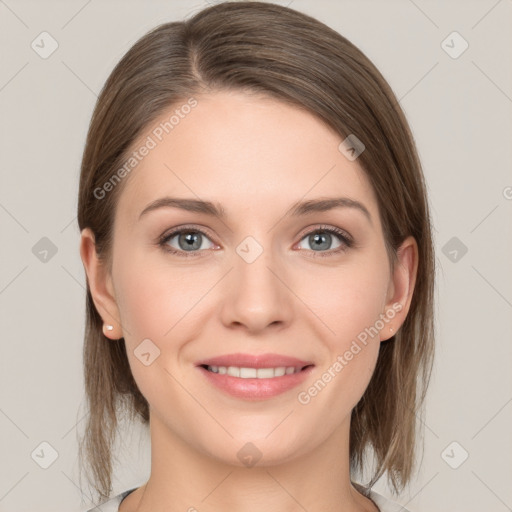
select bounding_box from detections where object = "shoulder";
[85,488,137,512]
[353,481,412,512]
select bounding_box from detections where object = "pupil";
[311,232,330,251]
[180,232,201,251]
[176,231,332,252]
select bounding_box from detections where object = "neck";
[127,412,376,512]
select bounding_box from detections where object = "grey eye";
[297,231,343,252]
[165,230,214,252]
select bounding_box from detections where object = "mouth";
[196,353,315,400]
[200,364,311,378]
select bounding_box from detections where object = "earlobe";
[380,236,418,341]
[80,228,122,339]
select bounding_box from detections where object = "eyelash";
[157,224,354,259]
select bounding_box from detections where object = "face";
[83,90,414,468]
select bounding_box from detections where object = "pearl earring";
[389,327,394,333]
[104,324,114,332]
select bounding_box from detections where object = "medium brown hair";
[77,0,435,502]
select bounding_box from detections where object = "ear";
[380,236,418,342]
[79,228,122,340]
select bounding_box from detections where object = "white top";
[87,484,411,512]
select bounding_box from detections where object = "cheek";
[300,254,390,345]
[112,256,205,404]
[114,252,206,341]
[295,254,389,406]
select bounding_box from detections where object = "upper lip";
[196,353,314,369]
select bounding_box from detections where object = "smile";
[196,353,315,400]
[204,365,302,378]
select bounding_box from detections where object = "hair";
[77,0,435,503]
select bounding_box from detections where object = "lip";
[196,352,315,401]
[196,352,313,369]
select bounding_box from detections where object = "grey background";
[1,0,511,511]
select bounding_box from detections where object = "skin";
[80,90,418,512]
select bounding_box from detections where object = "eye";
[158,224,353,258]
[296,225,353,257]
[159,226,216,257]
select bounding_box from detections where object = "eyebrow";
[138,196,372,224]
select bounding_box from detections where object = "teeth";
[227,366,240,377]
[240,367,257,378]
[207,365,299,378]
[256,367,274,379]
[274,367,286,377]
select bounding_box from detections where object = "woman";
[78,2,435,511]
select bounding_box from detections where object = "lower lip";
[198,366,314,400]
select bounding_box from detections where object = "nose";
[219,243,294,334]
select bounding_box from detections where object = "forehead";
[115,90,379,225]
